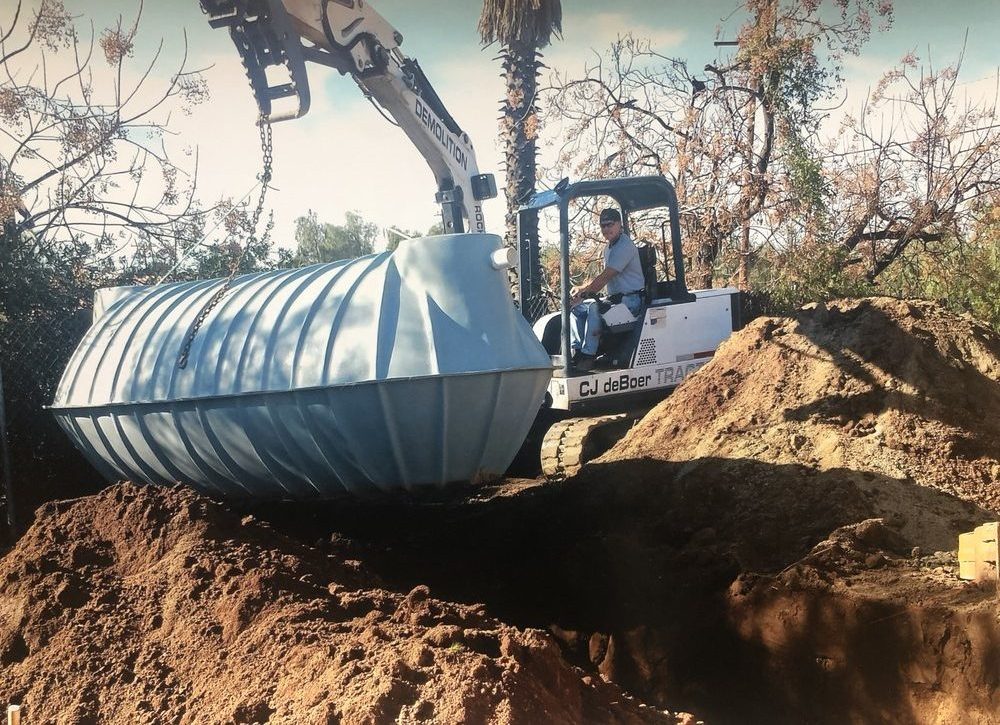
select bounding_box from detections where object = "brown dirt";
[3,296,1000,724]
[727,519,1000,724]
[606,296,1000,550]
[0,483,674,724]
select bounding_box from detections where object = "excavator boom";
[198,0,496,233]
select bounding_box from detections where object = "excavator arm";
[199,0,497,233]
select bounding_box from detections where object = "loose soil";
[608,296,1000,551]
[2,296,999,723]
[0,484,671,724]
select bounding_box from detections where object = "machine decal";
[414,98,468,171]
[580,373,653,397]
[550,358,715,408]
[653,361,706,385]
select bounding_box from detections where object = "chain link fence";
[518,293,555,327]
[0,307,103,544]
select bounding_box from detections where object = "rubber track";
[540,413,630,480]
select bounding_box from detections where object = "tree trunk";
[499,39,544,319]
[739,92,757,291]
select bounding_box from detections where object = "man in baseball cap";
[568,207,646,370]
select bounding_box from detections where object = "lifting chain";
[177,116,273,369]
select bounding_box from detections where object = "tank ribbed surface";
[52,234,552,498]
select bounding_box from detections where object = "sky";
[8,0,1000,251]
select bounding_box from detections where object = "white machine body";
[541,287,738,411]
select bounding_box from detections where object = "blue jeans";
[570,293,643,356]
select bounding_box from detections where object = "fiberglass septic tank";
[50,233,552,499]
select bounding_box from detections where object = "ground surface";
[2,296,999,723]
[0,484,671,724]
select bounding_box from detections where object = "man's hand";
[569,267,619,307]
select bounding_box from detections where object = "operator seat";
[531,245,658,364]
[596,243,657,367]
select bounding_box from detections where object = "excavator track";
[540,413,638,480]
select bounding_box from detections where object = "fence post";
[0,364,16,540]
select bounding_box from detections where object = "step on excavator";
[198,0,741,482]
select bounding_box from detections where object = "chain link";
[177,117,273,369]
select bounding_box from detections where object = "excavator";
[516,179,739,476]
[197,0,740,480]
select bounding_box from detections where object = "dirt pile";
[0,483,674,724]
[606,296,1000,550]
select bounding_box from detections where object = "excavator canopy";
[520,176,681,215]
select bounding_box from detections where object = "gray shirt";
[603,232,645,296]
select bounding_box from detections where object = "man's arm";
[570,267,619,306]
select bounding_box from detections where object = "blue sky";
[12,0,1000,247]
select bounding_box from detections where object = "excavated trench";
[251,456,999,723]
[252,297,1000,723]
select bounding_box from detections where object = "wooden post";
[7,704,21,725]
[959,531,976,580]
[958,522,999,586]
[976,522,999,583]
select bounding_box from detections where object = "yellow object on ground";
[959,522,998,584]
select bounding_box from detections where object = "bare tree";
[543,0,893,290]
[0,0,210,286]
[830,52,1000,281]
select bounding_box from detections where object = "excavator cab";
[516,176,741,479]
[517,176,697,376]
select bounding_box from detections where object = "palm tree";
[479,0,561,319]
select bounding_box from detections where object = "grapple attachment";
[199,0,310,122]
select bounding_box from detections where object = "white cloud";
[562,11,687,55]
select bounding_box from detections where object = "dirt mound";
[606,297,1000,550]
[0,483,674,724]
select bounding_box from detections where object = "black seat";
[637,243,657,301]
[653,279,675,299]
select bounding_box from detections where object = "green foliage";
[781,132,829,217]
[749,242,874,314]
[183,214,279,281]
[0,223,104,515]
[293,210,377,265]
[0,223,95,331]
[876,236,1000,332]
[747,223,1000,333]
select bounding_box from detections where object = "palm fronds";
[479,0,562,48]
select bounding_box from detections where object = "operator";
[568,208,646,370]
